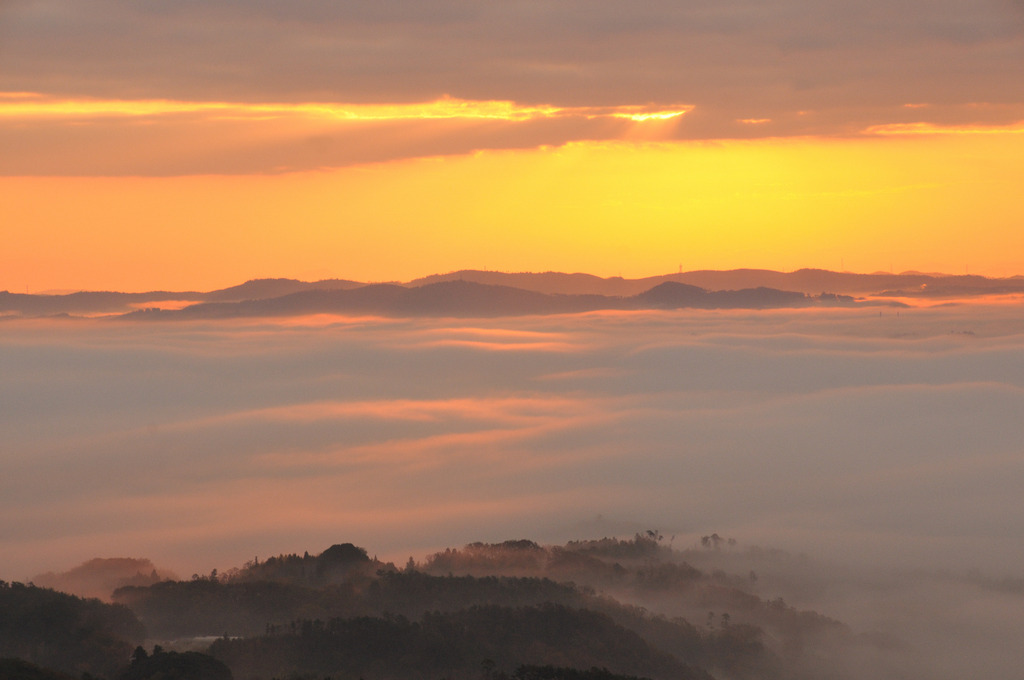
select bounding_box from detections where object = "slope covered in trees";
[210,604,712,680]
[0,581,145,678]
[4,535,881,680]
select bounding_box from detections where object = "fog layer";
[3,304,1024,580]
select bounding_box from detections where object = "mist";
[4,302,1024,677]
[4,304,1024,574]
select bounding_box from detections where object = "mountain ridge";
[121,279,860,320]
[5,268,1021,318]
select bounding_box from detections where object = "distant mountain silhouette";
[416,268,1024,296]
[5,268,1020,319]
[119,279,868,320]
[32,558,177,602]
[0,279,362,317]
[410,271,640,296]
[131,281,612,320]
[203,277,365,302]
[0,290,203,317]
[635,282,818,309]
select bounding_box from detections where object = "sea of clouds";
[6,303,1024,678]
[4,303,1024,579]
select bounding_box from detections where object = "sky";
[3,0,1024,291]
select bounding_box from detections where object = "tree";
[700,534,723,550]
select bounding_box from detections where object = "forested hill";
[0,580,144,678]
[8,535,877,680]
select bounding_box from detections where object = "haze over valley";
[4,268,1024,679]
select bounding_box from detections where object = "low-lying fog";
[3,303,1024,677]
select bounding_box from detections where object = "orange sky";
[2,0,1023,291]
[3,104,1024,292]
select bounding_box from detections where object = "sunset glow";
[3,0,1023,292]
[4,125,1024,291]
[0,92,694,124]
[4,80,1022,291]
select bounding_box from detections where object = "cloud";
[0,93,693,175]
[3,306,1024,582]
[1,0,1022,169]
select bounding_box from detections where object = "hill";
[0,580,145,678]
[32,558,177,602]
[121,279,862,320]
[6,268,1019,318]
